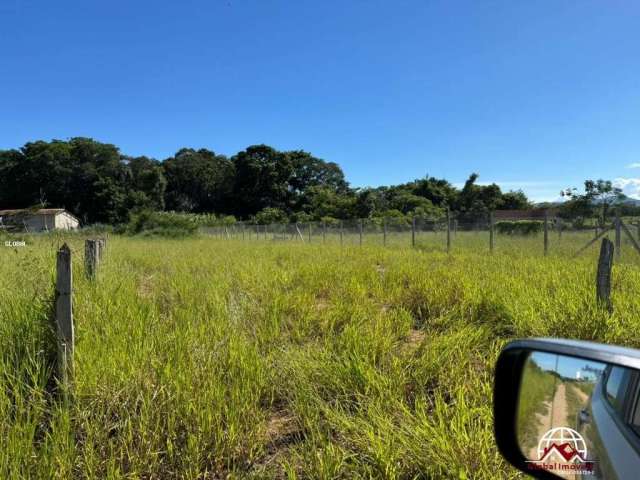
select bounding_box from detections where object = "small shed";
[0,208,80,232]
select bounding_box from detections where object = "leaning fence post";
[84,239,99,280]
[543,210,549,256]
[557,219,562,239]
[615,212,621,260]
[96,237,106,260]
[619,220,640,256]
[55,243,74,385]
[383,218,387,246]
[489,211,495,253]
[596,238,614,312]
[411,216,416,247]
[446,209,451,253]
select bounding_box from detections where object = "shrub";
[320,216,341,226]
[495,220,543,235]
[251,207,288,225]
[80,223,114,235]
[123,210,199,237]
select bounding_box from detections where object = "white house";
[0,208,80,232]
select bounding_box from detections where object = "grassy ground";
[2,233,640,479]
[212,227,640,265]
[516,361,557,452]
[564,381,592,431]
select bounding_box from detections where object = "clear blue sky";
[1,1,639,201]
[531,352,604,382]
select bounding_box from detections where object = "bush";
[250,207,288,225]
[320,216,341,226]
[495,220,543,235]
[122,210,199,237]
[80,223,114,235]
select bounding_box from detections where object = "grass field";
[207,226,640,265]
[2,233,640,478]
[516,360,557,453]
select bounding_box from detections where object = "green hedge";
[495,220,543,235]
[121,211,200,237]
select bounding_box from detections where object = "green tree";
[287,150,348,194]
[251,207,288,224]
[126,156,167,210]
[232,145,294,216]
[455,173,503,220]
[163,148,234,213]
[297,185,357,220]
[561,179,625,225]
[412,176,458,206]
[499,190,530,210]
[0,138,138,224]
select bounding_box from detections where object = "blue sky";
[530,352,604,382]
[1,1,639,201]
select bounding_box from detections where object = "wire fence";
[199,213,640,262]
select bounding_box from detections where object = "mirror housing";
[494,338,640,479]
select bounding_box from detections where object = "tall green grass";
[1,235,639,478]
[516,361,557,452]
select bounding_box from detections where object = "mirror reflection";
[515,351,639,478]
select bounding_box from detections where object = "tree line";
[1,137,535,225]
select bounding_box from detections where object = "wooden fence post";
[411,216,416,247]
[557,219,562,239]
[96,238,106,260]
[543,211,549,256]
[323,222,327,243]
[359,220,363,246]
[596,238,614,312]
[85,239,99,280]
[383,218,387,246]
[55,243,74,385]
[620,220,640,257]
[308,223,312,243]
[340,221,344,246]
[615,212,621,260]
[489,211,495,253]
[446,209,451,253]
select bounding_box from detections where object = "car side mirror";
[493,338,640,479]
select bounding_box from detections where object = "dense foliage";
[494,220,544,236]
[0,138,531,225]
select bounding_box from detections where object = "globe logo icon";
[537,427,588,462]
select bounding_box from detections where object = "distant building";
[0,208,80,232]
